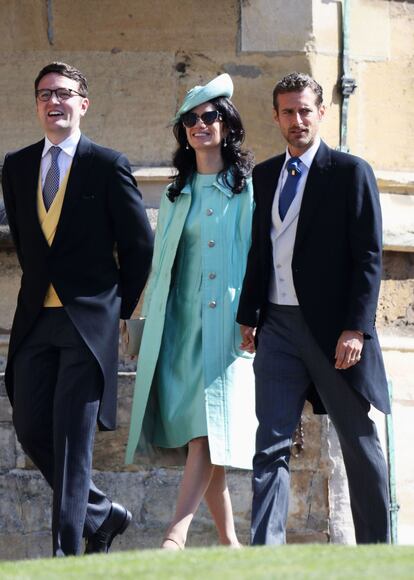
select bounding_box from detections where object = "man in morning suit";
[237,72,390,544]
[2,62,154,556]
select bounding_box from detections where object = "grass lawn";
[0,545,413,579]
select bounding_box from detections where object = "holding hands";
[240,324,256,353]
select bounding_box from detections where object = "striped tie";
[43,146,62,210]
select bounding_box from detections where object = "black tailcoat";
[2,135,154,429]
[237,141,389,414]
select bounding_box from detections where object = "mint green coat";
[125,175,257,469]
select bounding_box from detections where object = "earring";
[223,137,227,148]
[185,142,190,150]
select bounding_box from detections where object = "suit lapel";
[294,141,333,251]
[23,140,51,252]
[51,135,94,249]
[260,155,285,233]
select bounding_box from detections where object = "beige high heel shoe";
[161,537,184,551]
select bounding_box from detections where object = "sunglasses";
[181,110,222,128]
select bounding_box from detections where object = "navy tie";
[43,146,62,211]
[279,157,302,220]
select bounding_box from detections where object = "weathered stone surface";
[0,370,330,557]
[0,471,51,534]
[0,424,17,471]
[48,1,238,53]
[0,250,19,332]
[241,0,313,53]
[381,194,414,252]
[327,422,356,545]
[382,349,414,545]
[290,403,325,471]
[0,532,51,561]
[0,395,12,422]
[0,0,412,169]
[0,0,413,556]
[378,252,414,332]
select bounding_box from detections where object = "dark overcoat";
[2,135,154,429]
[237,140,390,414]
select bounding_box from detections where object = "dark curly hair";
[167,97,253,202]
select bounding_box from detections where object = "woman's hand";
[240,325,256,353]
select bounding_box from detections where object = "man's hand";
[240,325,256,353]
[335,330,364,370]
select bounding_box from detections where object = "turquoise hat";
[173,73,233,123]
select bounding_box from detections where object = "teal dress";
[152,173,216,448]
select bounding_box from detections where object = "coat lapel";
[260,155,285,234]
[23,140,51,252]
[51,135,94,249]
[294,141,333,251]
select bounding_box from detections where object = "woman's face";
[183,102,227,153]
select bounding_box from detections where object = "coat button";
[206,208,214,216]
[209,272,216,279]
[208,240,215,248]
[208,300,217,308]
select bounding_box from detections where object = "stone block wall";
[0,372,329,559]
[0,0,413,557]
[0,1,413,169]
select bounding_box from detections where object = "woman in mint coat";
[126,74,257,549]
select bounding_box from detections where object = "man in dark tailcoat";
[2,62,153,556]
[237,72,389,545]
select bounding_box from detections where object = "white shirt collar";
[284,136,321,171]
[42,129,82,159]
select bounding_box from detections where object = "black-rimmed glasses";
[181,110,222,128]
[35,88,86,102]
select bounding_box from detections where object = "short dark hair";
[273,72,323,110]
[34,62,88,96]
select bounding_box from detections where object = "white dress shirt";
[268,137,321,305]
[40,129,81,188]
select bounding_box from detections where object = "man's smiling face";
[36,73,89,144]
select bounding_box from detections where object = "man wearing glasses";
[2,62,153,557]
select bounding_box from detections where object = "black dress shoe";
[85,502,132,554]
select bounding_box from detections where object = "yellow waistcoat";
[37,167,72,307]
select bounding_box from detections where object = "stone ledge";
[379,333,414,353]
[381,193,414,252]
[132,166,174,182]
[2,173,413,250]
[376,171,414,195]
[130,167,414,193]
[0,466,328,559]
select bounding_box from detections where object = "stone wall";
[0,1,412,169]
[0,209,331,558]
[0,370,329,559]
[0,0,413,557]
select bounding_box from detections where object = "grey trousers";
[12,308,112,556]
[251,303,390,545]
